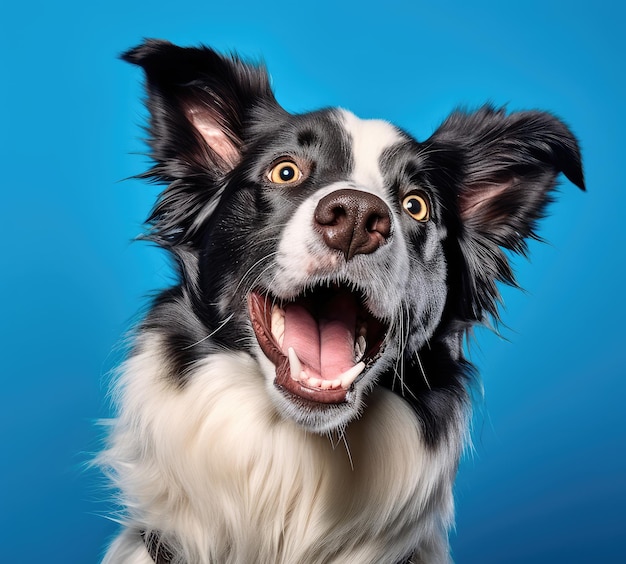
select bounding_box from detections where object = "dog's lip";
[248,286,386,405]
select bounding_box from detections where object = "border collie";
[101,39,584,563]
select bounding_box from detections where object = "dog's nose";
[314,189,391,260]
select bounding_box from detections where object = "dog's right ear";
[122,39,279,180]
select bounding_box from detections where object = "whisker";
[340,432,354,471]
[415,350,432,391]
[233,251,279,296]
[242,259,282,299]
[252,223,289,236]
[407,255,439,276]
[182,314,235,349]
[327,431,340,450]
[392,306,406,393]
[398,305,419,400]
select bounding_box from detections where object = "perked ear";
[429,105,585,319]
[122,38,279,180]
[432,106,584,249]
[122,39,281,248]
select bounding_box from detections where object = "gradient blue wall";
[2,1,624,561]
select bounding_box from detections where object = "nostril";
[366,213,391,238]
[326,205,347,226]
[314,189,391,260]
[314,197,345,226]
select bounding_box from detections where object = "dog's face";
[216,109,450,432]
[125,40,584,434]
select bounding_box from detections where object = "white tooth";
[308,377,321,388]
[321,380,333,390]
[271,304,285,323]
[288,347,302,381]
[354,335,366,360]
[340,362,366,389]
[272,325,285,347]
[271,306,285,344]
[331,379,342,389]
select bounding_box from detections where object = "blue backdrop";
[2,1,624,562]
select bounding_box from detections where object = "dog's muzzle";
[248,188,391,405]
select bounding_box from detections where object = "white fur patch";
[340,110,404,195]
[101,334,458,563]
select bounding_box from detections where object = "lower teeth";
[286,346,365,390]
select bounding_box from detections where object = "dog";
[100,39,584,563]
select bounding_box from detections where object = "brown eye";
[268,160,302,184]
[402,192,430,222]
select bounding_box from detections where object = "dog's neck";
[141,530,417,564]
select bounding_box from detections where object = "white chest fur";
[102,336,457,563]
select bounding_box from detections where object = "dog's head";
[124,40,584,434]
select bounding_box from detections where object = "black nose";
[314,189,391,260]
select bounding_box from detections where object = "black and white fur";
[101,39,584,564]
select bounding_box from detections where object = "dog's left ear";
[122,39,283,249]
[429,106,585,319]
[122,39,280,180]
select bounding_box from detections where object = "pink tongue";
[282,293,358,379]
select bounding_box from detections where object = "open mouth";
[248,284,387,404]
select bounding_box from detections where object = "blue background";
[2,1,624,562]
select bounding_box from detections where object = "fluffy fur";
[101,39,584,563]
